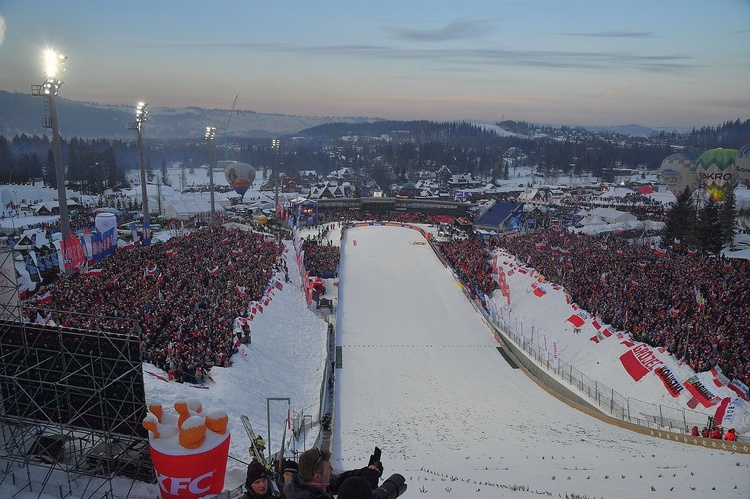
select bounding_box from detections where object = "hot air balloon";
[696,148,738,201]
[736,143,750,182]
[659,153,699,195]
[224,162,256,202]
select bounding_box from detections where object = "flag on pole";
[36,291,52,305]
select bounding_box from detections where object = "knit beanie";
[246,460,266,489]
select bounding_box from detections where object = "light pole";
[272,139,280,216]
[205,126,216,223]
[31,50,72,272]
[128,102,151,244]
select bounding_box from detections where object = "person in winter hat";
[276,459,299,493]
[242,459,276,499]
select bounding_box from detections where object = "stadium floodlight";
[205,126,217,222]
[128,102,152,244]
[31,49,72,273]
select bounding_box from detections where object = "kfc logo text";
[157,470,214,497]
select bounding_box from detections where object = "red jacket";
[724,430,736,441]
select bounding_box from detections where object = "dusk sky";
[1,1,748,128]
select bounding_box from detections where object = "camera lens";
[372,473,407,499]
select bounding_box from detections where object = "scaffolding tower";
[0,251,153,498]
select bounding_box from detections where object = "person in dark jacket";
[242,460,277,499]
[336,476,373,499]
[275,459,298,495]
[283,448,381,499]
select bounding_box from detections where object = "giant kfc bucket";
[144,400,230,499]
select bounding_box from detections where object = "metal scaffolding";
[0,297,153,498]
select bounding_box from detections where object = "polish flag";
[36,291,52,305]
[209,265,220,275]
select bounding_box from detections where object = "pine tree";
[161,161,171,186]
[660,186,696,249]
[695,196,722,255]
[720,188,737,249]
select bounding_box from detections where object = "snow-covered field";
[1,169,749,498]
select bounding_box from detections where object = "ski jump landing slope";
[332,225,749,499]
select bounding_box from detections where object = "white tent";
[586,207,637,224]
[163,199,222,220]
[578,215,606,226]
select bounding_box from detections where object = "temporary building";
[163,199,222,221]
[585,207,637,224]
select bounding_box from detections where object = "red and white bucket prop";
[144,401,231,499]
[150,431,230,499]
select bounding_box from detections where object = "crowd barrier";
[424,224,749,452]
[479,282,750,453]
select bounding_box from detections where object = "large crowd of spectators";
[301,238,339,278]
[18,199,749,388]
[26,225,283,384]
[438,238,497,297]
[494,229,750,385]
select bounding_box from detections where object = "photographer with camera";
[337,473,407,499]
[283,447,383,499]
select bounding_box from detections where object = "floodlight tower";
[272,139,280,216]
[205,126,217,222]
[128,102,151,243]
[31,50,72,272]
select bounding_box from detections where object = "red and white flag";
[566,313,585,328]
[209,265,220,275]
[36,291,52,305]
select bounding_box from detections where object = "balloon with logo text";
[735,143,750,183]
[659,152,700,195]
[224,162,256,200]
[696,148,739,202]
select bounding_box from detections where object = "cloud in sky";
[182,42,695,74]
[559,31,656,38]
[387,18,494,42]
